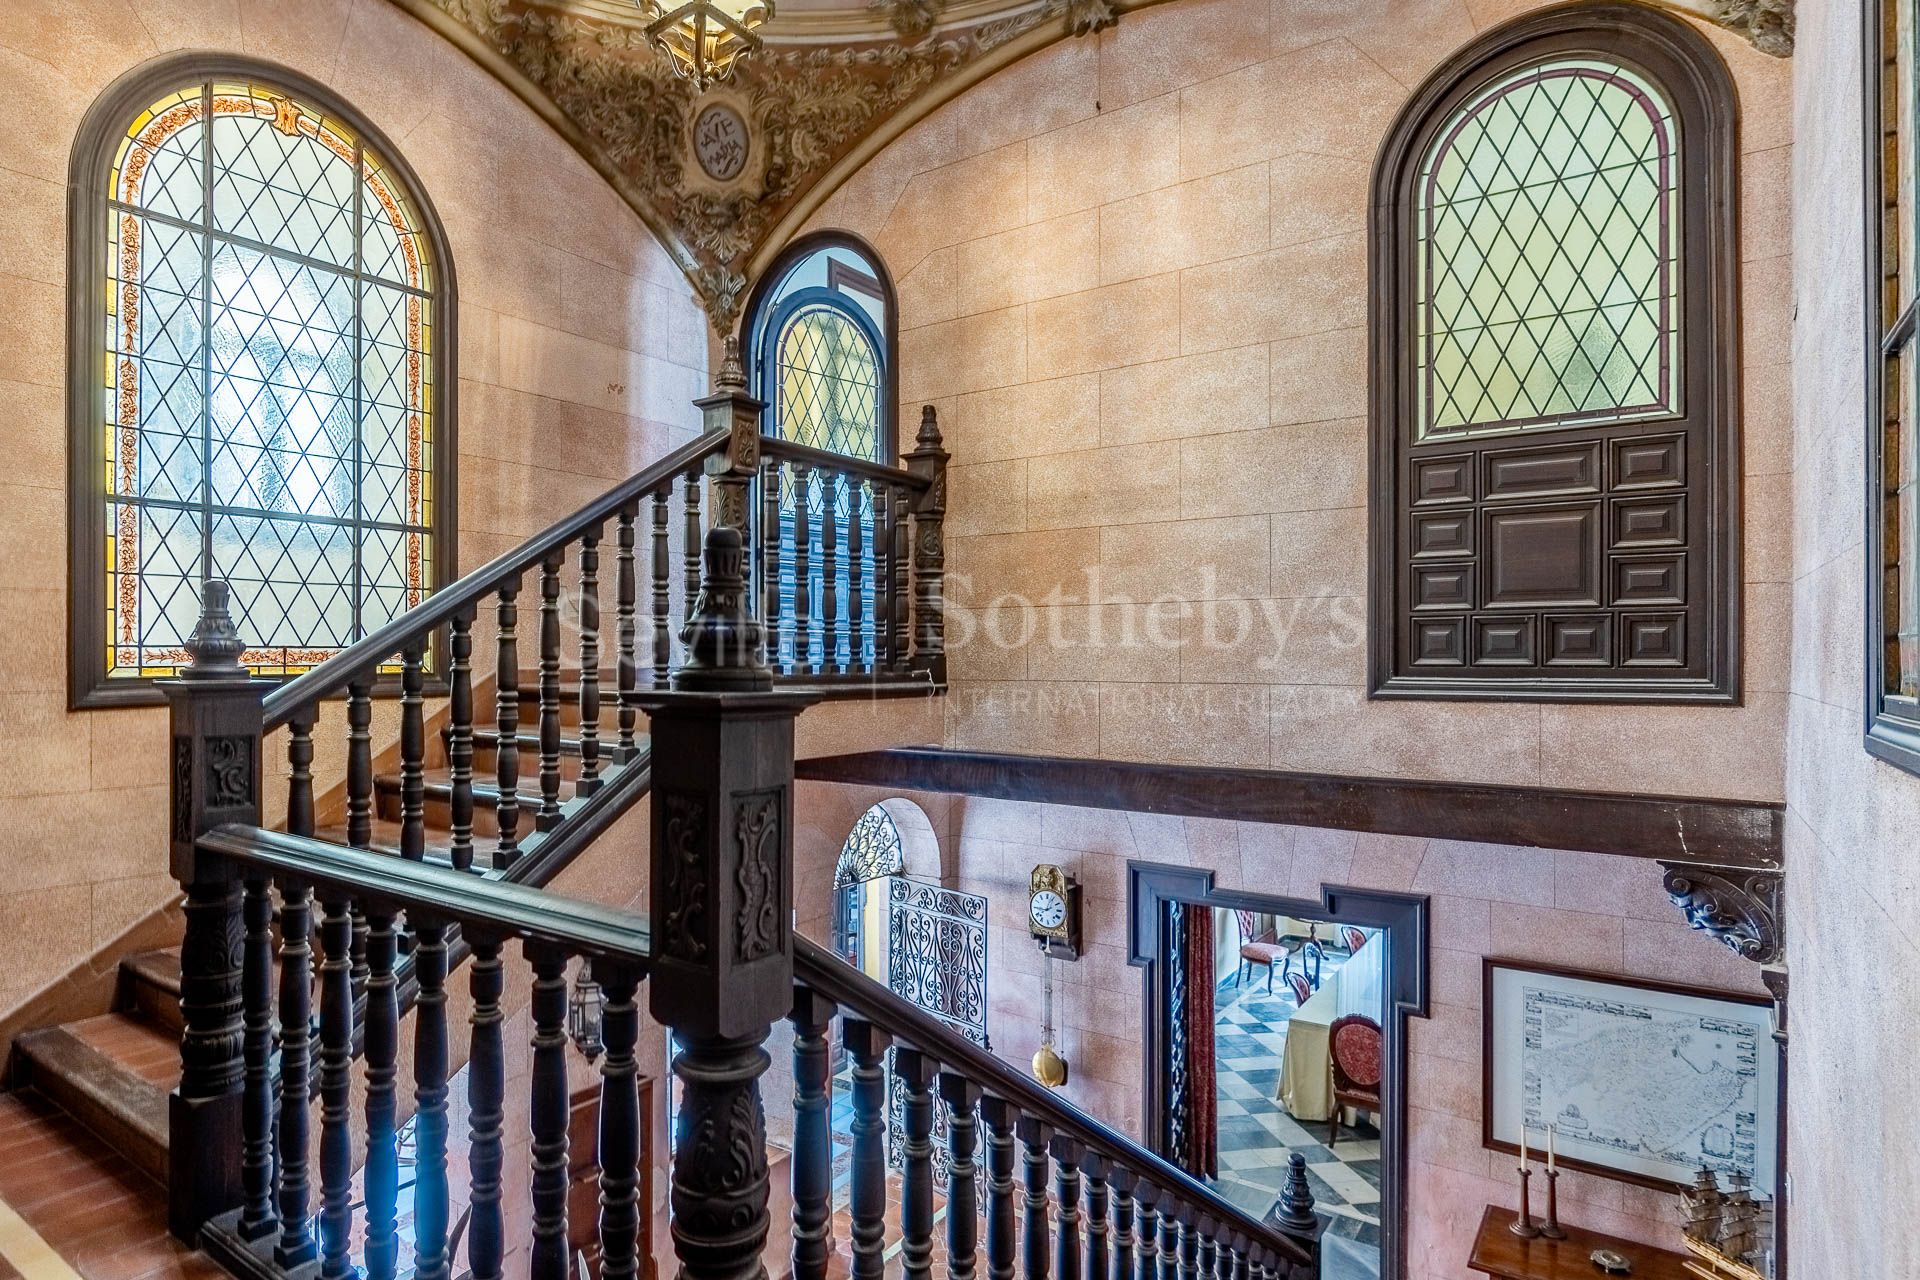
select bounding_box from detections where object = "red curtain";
[1182,903,1218,1178]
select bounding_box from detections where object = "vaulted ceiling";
[392,0,1792,334]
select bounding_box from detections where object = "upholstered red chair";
[1286,970,1313,1006]
[1341,925,1367,954]
[1327,1014,1384,1148]
[1235,910,1288,993]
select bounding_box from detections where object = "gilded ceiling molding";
[385,0,1787,335]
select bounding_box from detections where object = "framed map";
[1482,960,1779,1194]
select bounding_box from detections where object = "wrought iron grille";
[102,78,438,680]
[884,875,989,1175]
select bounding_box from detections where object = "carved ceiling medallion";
[693,100,752,181]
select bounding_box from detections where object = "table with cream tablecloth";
[1276,932,1385,1123]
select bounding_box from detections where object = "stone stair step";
[14,1018,171,1184]
[118,950,182,1035]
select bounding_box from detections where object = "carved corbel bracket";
[1659,862,1783,965]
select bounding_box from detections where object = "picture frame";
[1481,959,1779,1195]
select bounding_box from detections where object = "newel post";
[701,336,766,538]
[638,522,817,1280]
[159,579,267,1241]
[904,405,949,683]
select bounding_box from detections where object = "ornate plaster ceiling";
[392,0,1791,335]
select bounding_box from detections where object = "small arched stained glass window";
[97,77,441,682]
[1417,59,1679,438]
[777,303,882,461]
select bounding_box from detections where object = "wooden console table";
[1468,1205,1692,1280]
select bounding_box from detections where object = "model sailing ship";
[1680,1169,1774,1280]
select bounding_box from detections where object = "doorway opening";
[1130,863,1426,1280]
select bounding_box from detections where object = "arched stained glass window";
[70,64,452,705]
[1369,7,1738,703]
[777,301,882,461]
[1418,59,1679,438]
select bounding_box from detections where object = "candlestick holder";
[1540,1168,1565,1239]
[1510,1165,1541,1238]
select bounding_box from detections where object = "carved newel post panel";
[701,337,764,537]
[904,405,949,683]
[639,519,817,1280]
[160,579,268,1240]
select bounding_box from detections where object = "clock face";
[1031,890,1067,930]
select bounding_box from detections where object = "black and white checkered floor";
[1210,960,1382,1279]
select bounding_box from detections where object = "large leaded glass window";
[1868,0,1920,772]
[1418,59,1679,439]
[1368,9,1738,703]
[73,70,447,703]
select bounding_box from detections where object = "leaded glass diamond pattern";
[777,305,881,461]
[1417,60,1679,437]
[101,80,438,681]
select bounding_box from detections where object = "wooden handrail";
[761,434,934,490]
[198,823,653,967]
[791,933,1315,1270]
[262,427,732,730]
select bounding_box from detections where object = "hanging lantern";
[568,960,607,1062]
[639,0,773,92]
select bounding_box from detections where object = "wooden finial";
[674,523,771,691]
[181,579,248,679]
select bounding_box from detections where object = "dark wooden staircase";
[4,682,637,1225]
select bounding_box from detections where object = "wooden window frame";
[1367,4,1742,704]
[742,229,900,465]
[1864,0,1920,773]
[66,54,459,710]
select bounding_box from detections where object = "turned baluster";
[821,471,841,670]
[761,458,784,671]
[236,878,275,1242]
[792,461,814,674]
[1020,1117,1053,1280]
[1178,1219,1200,1280]
[316,896,355,1280]
[982,1097,1019,1280]
[413,919,452,1280]
[494,581,522,868]
[448,612,475,870]
[346,680,373,848]
[537,552,564,831]
[598,962,643,1280]
[682,471,703,625]
[846,1019,893,1280]
[467,935,507,1280]
[274,883,316,1268]
[847,478,867,672]
[616,503,639,759]
[1086,1157,1112,1280]
[1053,1137,1084,1280]
[941,1072,985,1280]
[875,481,894,671]
[578,524,603,795]
[1191,1225,1212,1280]
[891,484,911,674]
[789,988,836,1280]
[1110,1170,1137,1280]
[363,909,402,1280]
[652,487,672,686]
[529,945,572,1280]
[897,1047,938,1280]
[1134,1193,1160,1280]
[400,643,426,859]
[1158,1200,1179,1280]
[287,716,315,837]
[1226,1237,1248,1280]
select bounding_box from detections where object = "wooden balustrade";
[159,359,959,1269]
